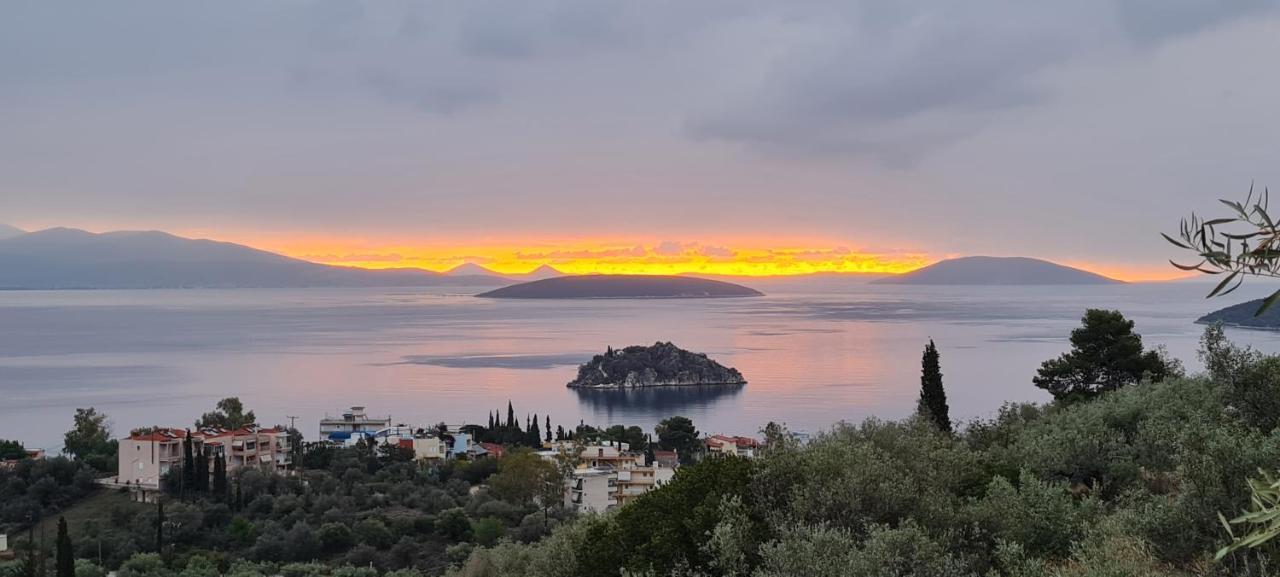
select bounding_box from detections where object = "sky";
[3,1,1280,280]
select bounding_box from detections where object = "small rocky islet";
[566,341,746,388]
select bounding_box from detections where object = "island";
[1197,298,1280,329]
[566,342,747,388]
[871,256,1122,285]
[475,274,763,299]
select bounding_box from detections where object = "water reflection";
[573,384,745,422]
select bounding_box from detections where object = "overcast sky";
[2,1,1279,276]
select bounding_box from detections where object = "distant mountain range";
[0,227,510,289]
[872,256,1121,285]
[444,262,563,281]
[477,275,764,299]
[0,223,24,240]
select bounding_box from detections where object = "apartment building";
[116,425,291,490]
[552,441,676,513]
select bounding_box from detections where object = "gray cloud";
[2,1,1280,272]
[686,1,1278,162]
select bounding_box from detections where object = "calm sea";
[4,280,1280,451]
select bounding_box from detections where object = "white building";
[551,441,677,512]
[319,407,392,443]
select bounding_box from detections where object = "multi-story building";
[551,441,677,512]
[116,425,291,490]
[705,435,760,458]
[116,428,196,489]
[201,426,291,471]
[566,467,617,512]
[319,406,392,443]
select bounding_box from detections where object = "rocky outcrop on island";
[567,342,746,388]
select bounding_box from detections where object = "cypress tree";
[529,414,541,447]
[55,517,73,577]
[213,454,228,500]
[182,432,195,495]
[155,500,165,553]
[195,446,208,493]
[918,339,952,432]
[545,415,552,443]
[507,401,515,430]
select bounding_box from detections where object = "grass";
[13,487,149,551]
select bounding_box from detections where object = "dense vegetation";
[567,342,745,388]
[0,398,704,577]
[452,322,1280,577]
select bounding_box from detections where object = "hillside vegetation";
[452,326,1280,577]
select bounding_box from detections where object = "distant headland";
[567,342,747,388]
[1197,299,1280,330]
[872,256,1121,285]
[476,275,764,299]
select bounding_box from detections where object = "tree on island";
[918,339,951,432]
[1033,309,1175,403]
[195,397,255,430]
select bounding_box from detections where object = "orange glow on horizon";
[194,233,1187,283]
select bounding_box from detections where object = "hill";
[475,275,763,299]
[871,256,1121,285]
[444,263,565,281]
[0,228,510,289]
[567,341,746,388]
[1197,298,1280,329]
[0,223,23,239]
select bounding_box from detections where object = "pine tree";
[55,517,73,577]
[918,339,952,432]
[556,425,565,441]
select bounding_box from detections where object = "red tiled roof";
[128,428,198,442]
[707,435,759,448]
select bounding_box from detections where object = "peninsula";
[566,342,747,388]
[476,275,763,299]
[872,256,1122,285]
[1197,298,1280,329]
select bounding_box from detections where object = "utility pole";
[287,416,298,430]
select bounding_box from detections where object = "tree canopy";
[655,416,699,463]
[1033,309,1174,402]
[63,407,117,472]
[195,397,256,430]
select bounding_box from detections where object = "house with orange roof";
[116,425,291,491]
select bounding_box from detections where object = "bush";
[353,518,394,550]
[472,517,506,547]
[318,522,354,553]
